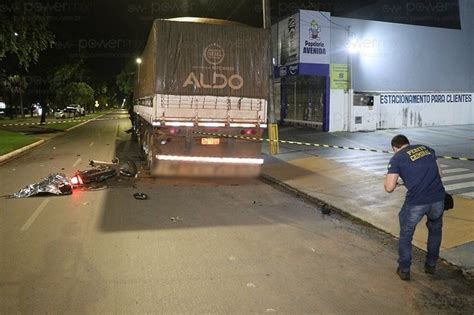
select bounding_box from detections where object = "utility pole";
[262,0,279,154]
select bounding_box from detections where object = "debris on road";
[170,216,182,222]
[322,206,331,215]
[133,192,148,200]
[10,173,72,198]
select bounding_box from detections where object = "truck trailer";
[133,18,269,177]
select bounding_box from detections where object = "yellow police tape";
[0,117,123,127]
[194,131,474,162]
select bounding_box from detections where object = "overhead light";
[347,37,360,54]
[136,58,142,64]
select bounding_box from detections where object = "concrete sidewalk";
[261,131,474,277]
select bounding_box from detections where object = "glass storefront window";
[284,75,326,124]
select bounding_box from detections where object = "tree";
[94,83,112,110]
[0,0,55,69]
[56,82,94,112]
[116,62,136,96]
[3,75,28,118]
[116,61,136,109]
[50,61,88,92]
[50,61,92,109]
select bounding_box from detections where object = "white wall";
[328,0,474,131]
[462,0,474,91]
[376,92,474,129]
[329,89,348,131]
[330,89,379,132]
[330,0,474,92]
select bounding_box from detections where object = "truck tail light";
[169,127,180,135]
[240,129,257,136]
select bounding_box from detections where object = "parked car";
[55,107,77,119]
[68,104,85,116]
[0,101,6,119]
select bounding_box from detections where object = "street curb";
[0,114,105,165]
[260,173,386,232]
[0,139,45,165]
[260,172,472,281]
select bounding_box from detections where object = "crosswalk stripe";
[442,173,474,182]
[350,160,390,167]
[329,155,388,163]
[444,181,474,191]
[442,168,470,174]
[460,191,474,198]
[327,155,474,192]
[359,165,390,171]
[332,160,390,168]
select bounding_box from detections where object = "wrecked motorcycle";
[71,158,137,186]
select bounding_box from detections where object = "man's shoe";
[424,263,436,274]
[397,267,411,281]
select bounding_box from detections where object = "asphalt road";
[1,111,473,314]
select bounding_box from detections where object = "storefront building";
[272,0,473,132]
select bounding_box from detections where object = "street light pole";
[262,0,279,154]
[136,58,142,85]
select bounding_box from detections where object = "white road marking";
[421,128,472,140]
[380,130,436,146]
[442,168,470,174]
[350,160,391,168]
[330,155,390,163]
[461,191,474,198]
[359,165,390,171]
[20,199,50,231]
[72,158,82,167]
[442,173,474,182]
[89,142,94,147]
[444,181,474,191]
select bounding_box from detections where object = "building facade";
[272,0,474,132]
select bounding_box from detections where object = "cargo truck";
[133,18,269,177]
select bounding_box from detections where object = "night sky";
[16,0,461,100]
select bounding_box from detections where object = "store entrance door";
[282,75,327,129]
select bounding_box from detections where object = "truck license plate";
[201,138,220,145]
